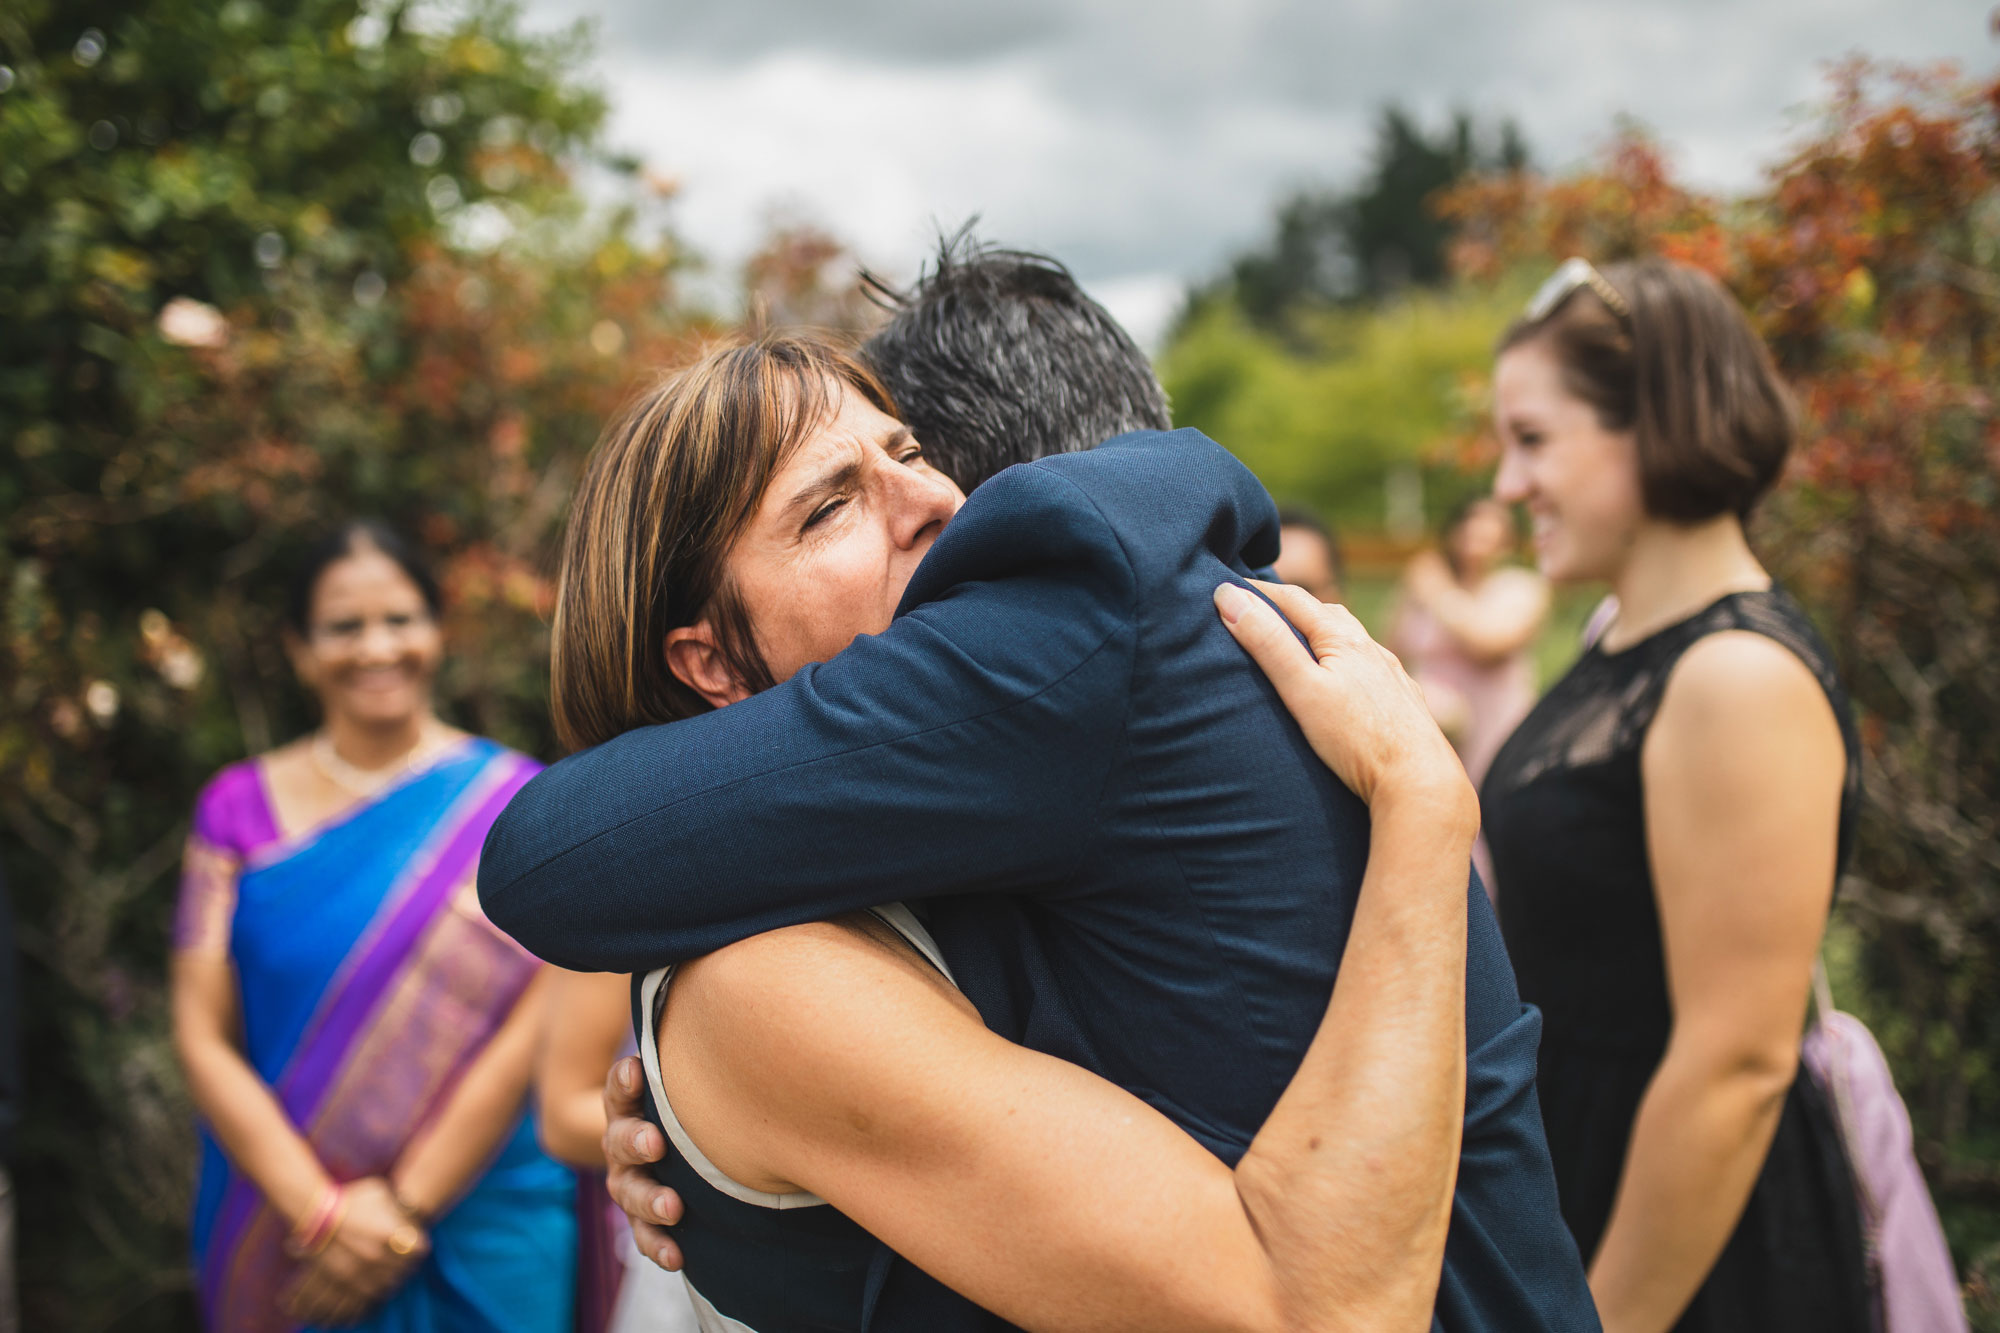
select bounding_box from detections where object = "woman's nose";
[356,622,402,662]
[891,465,963,546]
[1493,444,1531,504]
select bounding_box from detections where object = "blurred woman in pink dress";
[1393,497,1548,895]
[1392,495,1550,790]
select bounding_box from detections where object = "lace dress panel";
[1485,590,1860,868]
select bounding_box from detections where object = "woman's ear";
[665,623,752,710]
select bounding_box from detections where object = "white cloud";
[603,52,1068,275]
[524,0,1992,323]
[593,44,1366,288]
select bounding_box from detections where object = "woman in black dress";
[1482,258,1872,1333]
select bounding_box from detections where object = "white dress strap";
[636,903,956,1213]
[868,901,958,984]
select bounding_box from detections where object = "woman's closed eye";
[802,497,848,532]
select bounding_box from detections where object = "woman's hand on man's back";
[1215,580,1478,835]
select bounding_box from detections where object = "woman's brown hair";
[1498,258,1794,523]
[551,331,897,752]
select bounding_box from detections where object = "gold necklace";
[311,724,440,796]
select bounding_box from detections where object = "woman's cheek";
[413,638,445,680]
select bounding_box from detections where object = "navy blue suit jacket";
[481,429,1597,1331]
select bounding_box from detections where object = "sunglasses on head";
[1524,257,1630,323]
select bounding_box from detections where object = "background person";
[1391,495,1548,790]
[535,972,701,1333]
[1481,258,1872,1332]
[1272,504,1346,604]
[170,521,583,1332]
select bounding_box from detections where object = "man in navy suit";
[481,242,1597,1330]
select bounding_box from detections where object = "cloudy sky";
[518,0,1990,346]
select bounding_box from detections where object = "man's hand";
[603,1055,686,1271]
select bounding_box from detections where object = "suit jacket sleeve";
[478,461,1140,972]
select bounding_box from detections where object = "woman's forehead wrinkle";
[793,457,862,511]
[758,387,908,531]
[770,441,864,528]
[770,372,840,472]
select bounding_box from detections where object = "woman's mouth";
[346,667,413,693]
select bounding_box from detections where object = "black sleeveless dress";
[631,903,1007,1332]
[1482,589,1872,1332]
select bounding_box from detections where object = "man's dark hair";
[861,228,1171,492]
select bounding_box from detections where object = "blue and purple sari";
[177,737,589,1333]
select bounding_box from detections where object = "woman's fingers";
[1246,577,1331,626]
[317,1248,386,1301]
[1247,579,1372,662]
[279,1271,320,1322]
[285,1266,364,1326]
[1247,579,1424,704]
[316,1288,365,1326]
[1218,578,1472,812]
[1214,583,1319,693]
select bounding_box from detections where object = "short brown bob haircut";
[551,331,897,753]
[1498,258,1794,523]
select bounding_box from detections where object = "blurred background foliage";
[1181,106,1531,332]
[2,0,1997,1325]
[0,0,722,1324]
[1160,285,1522,537]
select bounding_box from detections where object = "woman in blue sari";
[171,522,586,1332]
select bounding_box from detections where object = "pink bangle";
[286,1182,345,1259]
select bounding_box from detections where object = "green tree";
[0,2,706,1324]
[1345,107,1526,299]
[1193,105,1528,334]
[1159,283,1525,531]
